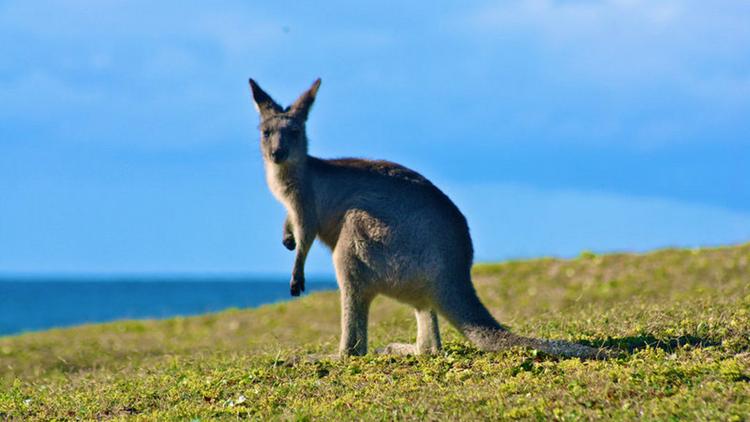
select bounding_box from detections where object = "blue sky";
[1,1,749,275]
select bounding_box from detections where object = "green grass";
[2,244,749,420]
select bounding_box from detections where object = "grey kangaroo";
[248,78,603,359]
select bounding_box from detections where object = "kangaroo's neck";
[264,155,313,208]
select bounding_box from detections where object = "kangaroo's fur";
[248,78,603,359]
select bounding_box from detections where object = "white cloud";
[1,1,748,151]
[449,1,750,148]
[463,0,750,89]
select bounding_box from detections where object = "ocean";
[0,276,338,336]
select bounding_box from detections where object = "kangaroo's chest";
[265,165,303,211]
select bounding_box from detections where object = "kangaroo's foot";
[338,347,367,358]
[376,343,418,356]
[538,339,611,360]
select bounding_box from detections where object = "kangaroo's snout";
[270,148,289,164]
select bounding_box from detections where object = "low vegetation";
[1,243,749,420]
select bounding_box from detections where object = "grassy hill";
[1,244,749,420]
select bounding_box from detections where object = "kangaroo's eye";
[262,130,271,138]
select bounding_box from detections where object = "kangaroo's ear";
[249,79,283,117]
[289,78,321,120]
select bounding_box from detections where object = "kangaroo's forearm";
[288,205,317,296]
[291,223,315,277]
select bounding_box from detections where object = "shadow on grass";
[581,334,720,355]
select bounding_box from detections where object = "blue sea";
[0,276,338,337]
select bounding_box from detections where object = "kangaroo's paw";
[376,343,418,356]
[290,275,305,296]
[282,234,296,251]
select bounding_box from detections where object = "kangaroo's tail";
[436,283,606,360]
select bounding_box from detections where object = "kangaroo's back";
[308,157,474,276]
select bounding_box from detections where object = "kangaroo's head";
[248,78,321,166]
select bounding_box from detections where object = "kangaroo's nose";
[270,148,288,163]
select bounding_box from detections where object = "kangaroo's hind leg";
[416,309,442,354]
[338,286,372,356]
[378,308,442,356]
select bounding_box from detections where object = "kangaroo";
[248,78,604,359]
